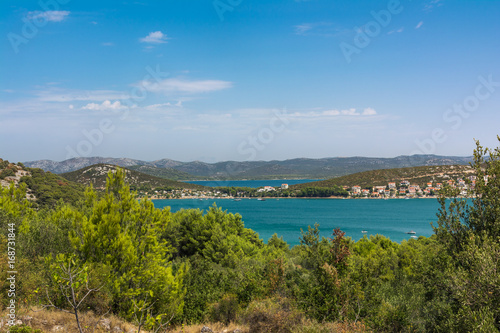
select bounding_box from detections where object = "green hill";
[291,164,475,189]
[1,158,86,208]
[21,168,86,208]
[60,164,207,191]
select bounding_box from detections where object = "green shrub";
[7,325,42,333]
[0,160,9,169]
[208,293,239,325]
[0,167,15,179]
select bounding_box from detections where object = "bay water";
[153,197,443,246]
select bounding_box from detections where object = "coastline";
[149,195,442,201]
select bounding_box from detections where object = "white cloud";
[139,77,233,94]
[424,0,444,11]
[323,110,340,116]
[140,31,169,44]
[295,24,313,35]
[36,89,129,102]
[81,100,128,111]
[27,11,70,22]
[388,27,404,35]
[340,108,359,116]
[415,21,424,29]
[294,22,349,37]
[173,125,208,131]
[362,107,377,115]
[145,103,172,109]
[291,108,377,117]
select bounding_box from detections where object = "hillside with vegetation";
[0,158,85,209]
[1,140,499,333]
[0,159,30,187]
[60,164,207,192]
[292,164,474,189]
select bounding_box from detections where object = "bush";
[208,294,239,325]
[0,160,9,169]
[7,325,42,333]
[240,297,304,333]
[0,167,15,179]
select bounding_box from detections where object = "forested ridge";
[1,139,499,332]
[291,164,474,189]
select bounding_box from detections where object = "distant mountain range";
[24,155,474,180]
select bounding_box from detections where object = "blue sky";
[1,0,499,163]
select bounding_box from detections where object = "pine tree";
[70,168,186,331]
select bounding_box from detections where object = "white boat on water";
[361,230,367,234]
[406,230,416,234]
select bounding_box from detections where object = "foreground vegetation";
[1,139,499,332]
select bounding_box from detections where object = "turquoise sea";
[186,179,322,188]
[153,197,443,246]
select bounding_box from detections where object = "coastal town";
[140,175,484,200]
[346,175,483,198]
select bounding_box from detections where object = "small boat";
[257,198,266,201]
[234,198,241,201]
[410,235,418,239]
[406,230,416,234]
[361,230,367,234]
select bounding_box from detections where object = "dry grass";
[0,309,248,333]
[303,321,370,333]
[0,307,369,333]
[162,321,370,333]
[0,307,141,333]
[168,322,247,333]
